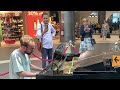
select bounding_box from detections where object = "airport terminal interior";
[1,11,120,79]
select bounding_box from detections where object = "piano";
[36,43,120,79]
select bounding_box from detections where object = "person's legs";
[103,35,105,40]
[42,48,47,68]
[47,48,53,64]
[103,31,106,40]
[94,29,96,33]
[86,38,94,51]
[47,48,53,71]
[79,41,85,53]
[105,31,107,40]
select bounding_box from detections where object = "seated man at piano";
[9,35,43,79]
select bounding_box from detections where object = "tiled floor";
[0,35,120,47]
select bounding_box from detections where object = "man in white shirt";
[37,12,56,68]
[9,35,43,79]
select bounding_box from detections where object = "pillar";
[64,11,75,42]
[98,11,106,26]
[22,11,27,35]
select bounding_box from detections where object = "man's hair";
[20,35,34,47]
[42,12,48,17]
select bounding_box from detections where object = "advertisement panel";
[26,11,44,38]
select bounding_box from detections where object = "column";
[22,11,27,35]
[64,11,75,42]
[98,11,106,26]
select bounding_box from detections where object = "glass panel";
[112,18,118,23]
[112,13,120,23]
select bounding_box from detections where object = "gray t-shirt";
[9,49,32,79]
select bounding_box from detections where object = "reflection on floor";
[0,35,120,47]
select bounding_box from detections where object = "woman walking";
[101,20,110,40]
[79,18,94,53]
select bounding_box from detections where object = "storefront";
[0,11,23,45]
[0,11,61,47]
[49,11,60,39]
[25,11,44,38]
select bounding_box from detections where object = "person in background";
[37,12,56,68]
[75,22,80,38]
[101,20,109,40]
[91,21,96,33]
[111,42,120,51]
[95,23,101,33]
[9,35,43,79]
[79,18,94,53]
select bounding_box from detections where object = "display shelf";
[1,13,23,44]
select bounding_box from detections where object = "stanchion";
[0,72,9,76]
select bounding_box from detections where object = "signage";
[26,11,44,38]
[112,55,120,67]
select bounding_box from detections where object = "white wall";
[79,11,93,25]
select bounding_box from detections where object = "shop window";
[50,11,59,23]
[1,12,23,44]
[112,13,120,23]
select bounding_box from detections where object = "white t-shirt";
[9,49,32,79]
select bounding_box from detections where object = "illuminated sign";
[26,11,44,38]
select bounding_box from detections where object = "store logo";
[28,11,43,16]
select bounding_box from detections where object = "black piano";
[36,61,120,79]
[36,60,120,79]
[36,44,120,79]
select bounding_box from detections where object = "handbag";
[91,38,96,45]
[81,36,84,41]
[37,24,43,53]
